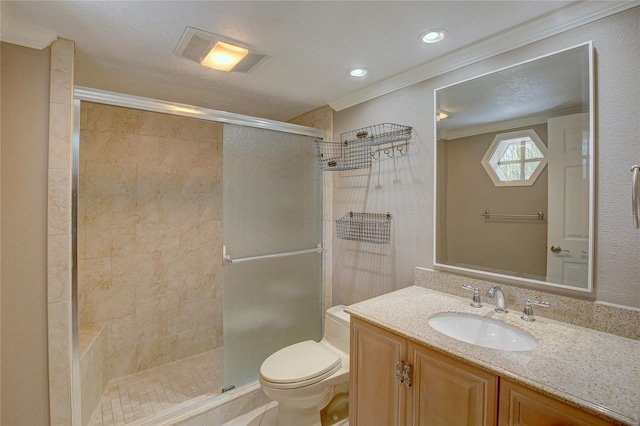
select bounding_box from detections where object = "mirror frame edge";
[432,40,595,296]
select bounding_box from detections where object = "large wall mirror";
[434,42,594,293]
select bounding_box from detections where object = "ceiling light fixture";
[349,68,369,77]
[436,110,454,121]
[201,41,249,72]
[174,27,269,74]
[420,29,447,44]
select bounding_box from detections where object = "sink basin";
[428,313,538,351]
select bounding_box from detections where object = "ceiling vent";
[174,26,269,73]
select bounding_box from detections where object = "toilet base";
[267,386,333,426]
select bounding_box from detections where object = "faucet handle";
[521,299,549,322]
[461,284,482,308]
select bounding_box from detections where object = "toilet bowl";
[259,305,350,426]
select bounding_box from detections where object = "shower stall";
[73,97,324,425]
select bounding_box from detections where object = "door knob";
[550,246,570,254]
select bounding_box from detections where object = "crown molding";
[0,15,57,50]
[329,1,639,112]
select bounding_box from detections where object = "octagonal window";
[481,129,547,187]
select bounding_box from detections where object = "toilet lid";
[260,340,341,386]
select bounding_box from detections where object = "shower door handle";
[223,244,323,264]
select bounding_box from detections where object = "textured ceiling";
[437,44,590,138]
[4,1,580,121]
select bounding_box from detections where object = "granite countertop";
[346,286,640,426]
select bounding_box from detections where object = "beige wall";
[79,102,223,379]
[0,42,51,424]
[333,7,640,308]
[442,124,548,279]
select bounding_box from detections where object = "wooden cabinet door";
[498,379,615,426]
[408,342,498,426]
[350,318,408,426]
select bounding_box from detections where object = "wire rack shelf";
[336,211,392,244]
[341,123,412,147]
[315,141,372,171]
[316,123,412,171]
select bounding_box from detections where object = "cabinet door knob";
[395,360,412,389]
[395,360,404,386]
[401,363,412,390]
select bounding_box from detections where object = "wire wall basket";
[316,141,372,171]
[341,123,412,147]
[316,123,412,171]
[336,211,392,244]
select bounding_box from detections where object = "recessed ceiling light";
[420,29,447,44]
[348,68,369,77]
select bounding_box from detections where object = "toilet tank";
[323,305,350,355]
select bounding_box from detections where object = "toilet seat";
[260,340,342,389]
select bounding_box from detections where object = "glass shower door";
[222,124,323,389]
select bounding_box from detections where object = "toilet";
[259,305,350,426]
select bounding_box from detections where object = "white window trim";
[481,129,547,187]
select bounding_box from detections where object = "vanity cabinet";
[350,318,498,426]
[498,379,615,426]
[350,318,616,426]
[350,317,408,425]
[409,342,498,425]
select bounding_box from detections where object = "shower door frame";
[67,87,325,424]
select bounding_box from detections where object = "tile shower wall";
[78,102,223,379]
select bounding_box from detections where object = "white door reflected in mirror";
[546,113,590,288]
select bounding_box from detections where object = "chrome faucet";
[486,286,508,313]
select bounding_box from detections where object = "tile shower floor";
[88,347,224,426]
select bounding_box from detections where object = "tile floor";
[88,348,224,425]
